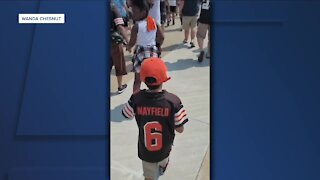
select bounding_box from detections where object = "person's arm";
[165,0,169,6]
[126,23,138,53]
[126,0,132,7]
[156,23,164,46]
[174,99,189,133]
[117,25,129,43]
[175,126,184,133]
[123,0,130,12]
[179,0,184,15]
[112,4,130,43]
[122,96,135,119]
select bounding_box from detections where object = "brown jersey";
[122,89,189,163]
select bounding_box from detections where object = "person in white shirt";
[167,0,177,26]
[127,0,164,94]
[148,0,161,24]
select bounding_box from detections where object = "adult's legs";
[184,28,190,42]
[189,16,198,47]
[111,42,128,93]
[197,23,209,51]
[182,16,190,42]
[196,23,209,62]
[206,26,211,58]
[171,6,176,25]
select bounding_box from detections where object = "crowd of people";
[111,1,211,179]
[110,0,211,94]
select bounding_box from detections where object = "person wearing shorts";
[111,2,129,94]
[197,0,211,62]
[180,0,202,48]
[160,0,168,29]
[122,57,189,180]
[168,0,177,25]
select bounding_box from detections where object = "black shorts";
[169,6,176,13]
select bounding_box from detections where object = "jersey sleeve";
[122,96,135,119]
[174,100,189,127]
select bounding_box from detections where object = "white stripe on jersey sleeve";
[175,107,186,121]
[122,102,134,119]
[174,107,188,126]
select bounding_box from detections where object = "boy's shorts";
[142,156,169,179]
[182,16,198,30]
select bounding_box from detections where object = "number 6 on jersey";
[144,122,163,151]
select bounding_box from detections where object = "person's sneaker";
[190,41,195,48]
[172,20,175,25]
[117,84,127,94]
[198,50,205,62]
[180,28,183,31]
[183,39,188,44]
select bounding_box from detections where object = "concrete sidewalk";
[110,38,210,180]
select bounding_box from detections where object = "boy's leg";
[158,157,170,176]
[142,161,159,180]
[142,157,169,180]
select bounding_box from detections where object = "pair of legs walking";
[196,22,210,62]
[142,157,169,180]
[111,42,128,93]
[182,16,198,48]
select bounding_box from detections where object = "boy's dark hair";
[145,77,161,90]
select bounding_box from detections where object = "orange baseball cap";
[140,57,171,86]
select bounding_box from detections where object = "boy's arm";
[122,97,135,119]
[127,23,138,52]
[175,126,184,133]
[174,101,189,133]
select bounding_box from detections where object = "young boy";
[122,57,189,180]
